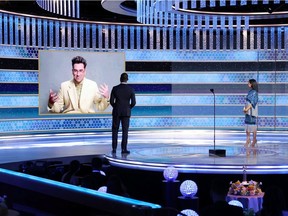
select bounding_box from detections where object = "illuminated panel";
[106,156,288,174]
[0,167,161,212]
[1,106,284,120]
[0,71,38,83]
[135,95,288,106]
[0,45,288,63]
[0,45,39,58]
[126,50,260,61]
[129,72,288,83]
[3,93,287,110]
[0,96,38,107]
[0,116,286,133]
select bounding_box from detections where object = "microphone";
[210,88,214,93]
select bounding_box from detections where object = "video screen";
[38,50,125,115]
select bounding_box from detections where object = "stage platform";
[0,130,287,174]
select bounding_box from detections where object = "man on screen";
[48,56,110,114]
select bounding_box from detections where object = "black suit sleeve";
[130,88,136,109]
[110,87,116,108]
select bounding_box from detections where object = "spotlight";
[180,180,198,198]
[228,200,243,208]
[98,186,107,193]
[162,167,180,209]
[178,209,199,216]
[163,166,178,182]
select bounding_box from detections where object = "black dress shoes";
[121,150,130,154]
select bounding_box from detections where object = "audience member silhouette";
[61,160,81,185]
[81,157,107,190]
[201,178,243,216]
[0,195,20,216]
[106,175,129,197]
[18,161,34,174]
[256,185,287,216]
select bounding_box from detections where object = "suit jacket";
[50,78,109,113]
[81,171,107,190]
[110,83,136,117]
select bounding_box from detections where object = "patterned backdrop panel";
[0,46,287,133]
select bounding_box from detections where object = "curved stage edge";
[0,129,287,174]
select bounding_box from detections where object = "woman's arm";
[243,103,252,113]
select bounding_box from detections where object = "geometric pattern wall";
[0,9,287,133]
[1,47,287,133]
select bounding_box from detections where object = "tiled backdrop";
[0,10,287,134]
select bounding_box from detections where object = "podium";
[177,196,199,213]
[162,180,180,209]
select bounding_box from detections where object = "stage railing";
[0,167,161,216]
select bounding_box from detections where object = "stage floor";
[0,130,287,174]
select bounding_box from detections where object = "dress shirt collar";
[74,79,84,87]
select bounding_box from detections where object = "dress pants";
[112,115,130,151]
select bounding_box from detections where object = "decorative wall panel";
[0,10,287,133]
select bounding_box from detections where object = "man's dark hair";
[91,157,103,170]
[72,56,87,68]
[120,73,128,82]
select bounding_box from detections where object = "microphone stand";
[209,89,226,157]
[212,89,216,151]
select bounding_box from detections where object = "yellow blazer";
[50,78,109,113]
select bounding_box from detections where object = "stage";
[0,129,287,174]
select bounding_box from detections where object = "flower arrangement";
[228,180,263,196]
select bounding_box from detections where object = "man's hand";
[99,83,109,99]
[48,89,58,108]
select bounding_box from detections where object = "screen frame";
[38,50,125,115]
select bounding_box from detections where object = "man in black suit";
[81,157,107,190]
[110,73,136,154]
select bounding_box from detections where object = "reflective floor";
[0,129,287,174]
